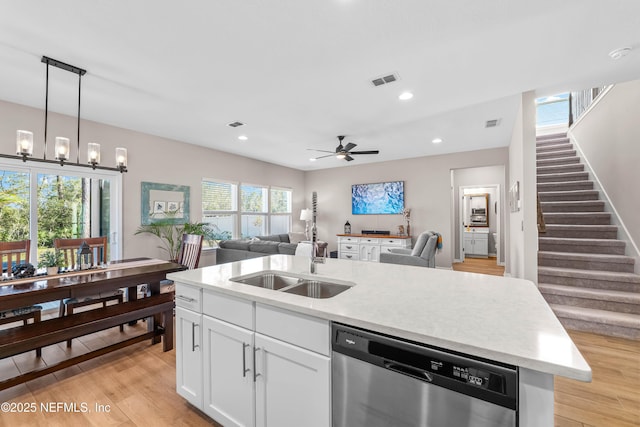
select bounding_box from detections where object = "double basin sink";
[230,271,353,299]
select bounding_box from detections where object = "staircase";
[536,133,640,339]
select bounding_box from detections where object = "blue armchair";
[380,231,438,268]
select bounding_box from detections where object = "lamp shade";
[115,147,127,168]
[55,137,70,161]
[300,209,313,221]
[16,130,34,157]
[87,142,101,165]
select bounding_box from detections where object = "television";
[352,181,404,215]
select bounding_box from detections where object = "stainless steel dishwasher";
[332,323,518,427]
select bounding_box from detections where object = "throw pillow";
[288,232,307,244]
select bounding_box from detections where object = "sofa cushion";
[257,234,280,242]
[249,240,280,254]
[287,232,307,244]
[219,239,251,251]
[278,242,298,255]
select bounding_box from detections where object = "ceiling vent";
[485,119,501,128]
[227,121,245,128]
[371,73,399,87]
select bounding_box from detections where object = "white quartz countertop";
[167,255,591,382]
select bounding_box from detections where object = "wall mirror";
[141,181,190,225]
[463,193,489,227]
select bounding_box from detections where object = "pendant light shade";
[16,130,34,160]
[88,142,101,168]
[55,137,70,163]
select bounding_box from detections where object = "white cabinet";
[463,230,489,258]
[175,282,331,427]
[175,306,202,408]
[255,333,330,427]
[337,235,411,262]
[202,316,255,427]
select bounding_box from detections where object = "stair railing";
[568,86,606,125]
[537,192,546,233]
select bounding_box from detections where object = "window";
[202,179,292,244]
[0,160,122,264]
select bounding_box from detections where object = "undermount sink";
[230,271,353,299]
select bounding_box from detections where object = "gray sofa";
[216,234,299,264]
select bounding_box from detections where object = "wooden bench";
[0,292,175,391]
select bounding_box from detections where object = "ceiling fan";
[308,136,380,162]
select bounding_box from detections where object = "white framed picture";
[153,201,166,214]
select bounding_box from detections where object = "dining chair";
[148,233,203,297]
[0,240,43,357]
[54,236,124,347]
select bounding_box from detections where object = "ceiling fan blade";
[343,142,357,152]
[344,155,354,161]
[349,150,379,155]
[306,148,335,153]
[313,154,335,160]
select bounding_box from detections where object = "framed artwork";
[141,182,190,225]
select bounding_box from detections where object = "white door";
[254,334,331,427]
[176,307,203,408]
[203,316,255,427]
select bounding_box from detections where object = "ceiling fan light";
[336,153,346,159]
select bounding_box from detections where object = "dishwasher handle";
[384,361,434,383]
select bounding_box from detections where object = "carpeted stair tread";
[538,266,640,284]
[539,200,604,213]
[540,283,640,304]
[538,237,625,254]
[537,163,585,175]
[549,304,640,329]
[542,212,610,225]
[539,251,635,273]
[537,181,594,191]
[536,149,577,159]
[536,156,580,167]
[537,189,599,202]
[536,136,570,145]
[540,224,618,239]
[536,171,589,183]
[536,143,573,153]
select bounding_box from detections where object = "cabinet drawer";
[340,252,359,261]
[175,283,202,312]
[340,243,358,252]
[339,237,359,243]
[256,303,329,356]
[203,290,253,329]
[382,238,406,246]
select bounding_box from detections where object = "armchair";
[380,231,438,268]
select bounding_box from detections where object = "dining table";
[0,257,186,390]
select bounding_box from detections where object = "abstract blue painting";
[352,181,404,215]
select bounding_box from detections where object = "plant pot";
[47,266,59,275]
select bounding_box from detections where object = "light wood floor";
[1,317,638,426]
[452,256,505,276]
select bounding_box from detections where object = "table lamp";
[300,209,313,239]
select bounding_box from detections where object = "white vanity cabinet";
[175,283,331,427]
[337,235,411,262]
[175,284,203,409]
[463,229,489,258]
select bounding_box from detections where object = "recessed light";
[432,138,443,144]
[238,135,248,141]
[399,92,414,101]
[609,47,632,60]
[309,158,317,162]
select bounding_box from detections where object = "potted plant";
[135,219,218,262]
[39,249,64,275]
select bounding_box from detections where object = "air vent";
[227,121,245,128]
[371,73,399,87]
[485,119,501,128]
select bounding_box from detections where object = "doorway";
[450,166,506,267]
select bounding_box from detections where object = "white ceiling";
[1,1,639,171]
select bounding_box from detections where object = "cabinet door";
[475,236,489,256]
[176,307,203,409]
[368,244,380,262]
[254,334,330,427]
[203,316,255,427]
[359,244,369,261]
[463,237,474,256]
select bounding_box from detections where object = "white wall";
[569,80,640,267]
[305,147,509,268]
[0,100,306,266]
[508,91,538,281]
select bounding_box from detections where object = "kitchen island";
[167,255,591,427]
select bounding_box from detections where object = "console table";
[336,234,411,262]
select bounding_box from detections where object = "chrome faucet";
[310,191,324,274]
